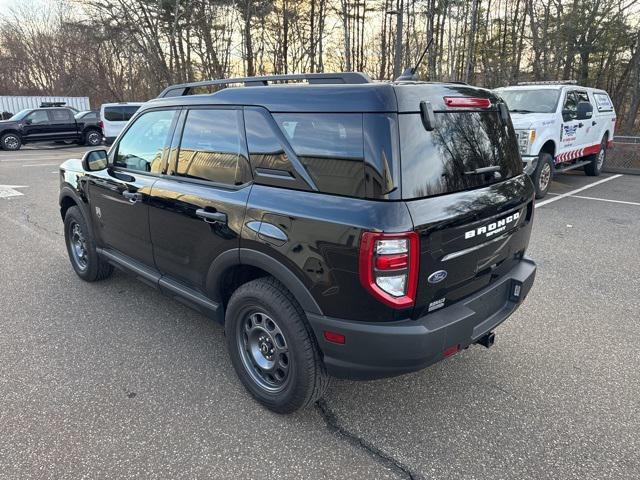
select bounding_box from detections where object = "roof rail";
[157,72,372,98]
[516,80,577,86]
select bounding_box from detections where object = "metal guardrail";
[604,136,640,174]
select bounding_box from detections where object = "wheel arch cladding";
[206,248,323,317]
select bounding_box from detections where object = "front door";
[148,107,252,292]
[87,108,178,267]
[558,90,591,163]
[21,110,51,142]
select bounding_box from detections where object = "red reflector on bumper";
[443,344,460,358]
[324,331,346,344]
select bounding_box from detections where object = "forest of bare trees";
[1,0,639,133]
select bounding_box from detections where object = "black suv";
[59,73,536,413]
[0,107,102,150]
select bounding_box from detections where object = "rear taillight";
[444,97,491,108]
[359,232,419,309]
[98,121,104,131]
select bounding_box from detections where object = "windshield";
[8,109,31,121]
[497,89,560,114]
[75,111,89,119]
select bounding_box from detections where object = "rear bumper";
[307,256,536,380]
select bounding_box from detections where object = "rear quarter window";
[593,93,614,112]
[273,113,365,197]
[400,111,522,199]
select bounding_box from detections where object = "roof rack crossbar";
[158,72,372,98]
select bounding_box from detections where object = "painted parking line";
[547,193,640,207]
[0,185,27,198]
[535,174,623,208]
[22,163,60,167]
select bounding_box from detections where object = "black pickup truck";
[0,107,102,151]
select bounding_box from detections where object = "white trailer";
[0,96,90,115]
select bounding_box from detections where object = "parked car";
[0,107,103,150]
[494,81,616,198]
[59,73,536,413]
[99,102,143,145]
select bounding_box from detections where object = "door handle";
[122,191,143,203]
[196,209,227,224]
[592,121,597,126]
[578,122,584,128]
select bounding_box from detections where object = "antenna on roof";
[396,37,433,81]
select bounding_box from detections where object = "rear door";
[87,108,178,266]
[148,106,251,293]
[48,108,77,139]
[102,106,123,139]
[398,100,535,318]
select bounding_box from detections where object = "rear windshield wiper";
[464,166,501,175]
[509,109,535,114]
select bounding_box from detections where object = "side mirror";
[82,149,108,172]
[576,101,593,121]
[24,119,33,125]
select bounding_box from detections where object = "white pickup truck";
[494,82,616,198]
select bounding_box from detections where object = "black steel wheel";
[225,277,328,413]
[64,206,113,282]
[237,310,291,393]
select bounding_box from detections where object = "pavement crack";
[315,399,425,480]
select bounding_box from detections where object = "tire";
[532,152,554,199]
[84,129,103,147]
[225,277,328,413]
[584,137,607,177]
[1,133,21,151]
[64,206,113,282]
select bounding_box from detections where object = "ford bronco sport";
[59,72,536,413]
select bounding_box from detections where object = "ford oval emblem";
[428,270,448,284]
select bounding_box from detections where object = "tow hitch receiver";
[476,332,496,349]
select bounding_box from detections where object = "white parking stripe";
[547,193,640,207]
[535,174,623,208]
[22,163,59,167]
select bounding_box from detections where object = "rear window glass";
[273,113,364,197]
[400,112,522,199]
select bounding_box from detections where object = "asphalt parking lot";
[1,145,639,480]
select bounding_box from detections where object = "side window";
[50,109,73,122]
[563,92,579,119]
[174,109,246,186]
[122,106,140,121]
[114,109,175,173]
[26,110,49,125]
[593,92,613,111]
[273,113,364,197]
[104,107,123,122]
[245,109,291,173]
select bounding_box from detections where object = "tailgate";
[405,175,535,319]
